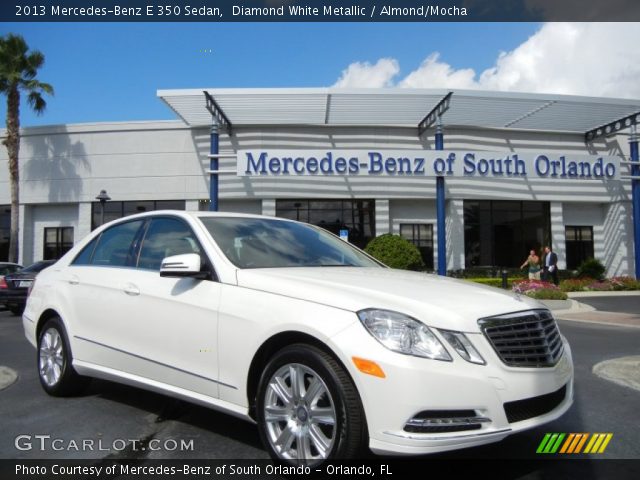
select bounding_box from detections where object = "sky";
[1,22,639,127]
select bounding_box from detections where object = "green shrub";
[364,234,425,270]
[559,278,595,292]
[576,258,605,280]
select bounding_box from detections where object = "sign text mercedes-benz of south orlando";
[238,150,620,180]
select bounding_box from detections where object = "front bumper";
[330,322,574,456]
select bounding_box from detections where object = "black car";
[0,260,56,315]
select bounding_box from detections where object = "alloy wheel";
[263,363,337,465]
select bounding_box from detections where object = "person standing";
[520,249,541,280]
[542,246,559,285]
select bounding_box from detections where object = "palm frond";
[27,91,47,114]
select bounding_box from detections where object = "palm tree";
[0,34,53,262]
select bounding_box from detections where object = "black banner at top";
[2,0,640,22]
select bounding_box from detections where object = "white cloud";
[399,53,476,89]
[332,58,399,88]
[333,23,640,98]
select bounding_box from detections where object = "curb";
[549,299,595,316]
[568,291,640,298]
[0,366,18,391]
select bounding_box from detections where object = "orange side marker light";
[352,357,386,378]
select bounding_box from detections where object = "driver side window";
[137,218,201,271]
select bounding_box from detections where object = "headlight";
[358,309,452,361]
[439,330,486,365]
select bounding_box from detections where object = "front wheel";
[256,344,366,466]
[37,317,89,396]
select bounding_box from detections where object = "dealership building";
[1,88,639,277]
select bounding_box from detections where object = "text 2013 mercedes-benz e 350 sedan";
[23,211,573,465]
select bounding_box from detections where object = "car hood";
[235,267,543,333]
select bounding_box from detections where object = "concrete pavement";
[542,292,640,394]
[542,292,640,329]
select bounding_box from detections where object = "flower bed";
[559,278,595,292]
[610,276,640,290]
[511,280,568,300]
[559,276,640,292]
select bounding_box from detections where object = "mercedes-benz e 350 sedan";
[23,211,573,465]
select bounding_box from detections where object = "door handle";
[68,275,80,285]
[123,283,140,296]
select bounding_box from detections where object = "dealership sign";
[238,150,620,180]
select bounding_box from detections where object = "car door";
[66,219,147,372]
[116,216,222,398]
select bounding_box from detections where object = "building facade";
[0,88,637,277]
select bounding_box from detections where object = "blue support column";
[435,123,446,276]
[209,123,219,212]
[631,127,640,279]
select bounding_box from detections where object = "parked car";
[0,262,23,312]
[0,262,22,278]
[23,212,573,465]
[1,260,55,315]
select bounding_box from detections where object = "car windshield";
[200,217,382,269]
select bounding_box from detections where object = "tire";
[256,344,366,466]
[8,305,24,316]
[37,317,89,396]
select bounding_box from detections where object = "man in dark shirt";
[543,246,559,285]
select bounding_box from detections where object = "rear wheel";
[37,317,89,396]
[256,344,366,466]
[8,305,23,316]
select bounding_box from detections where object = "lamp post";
[95,189,111,226]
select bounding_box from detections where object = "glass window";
[565,226,594,270]
[0,205,10,261]
[400,224,434,270]
[464,200,550,268]
[137,218,201,271]
[43,227,74,260]
[72,236,100,266]
[200,217,381,269]
[90,220,143,268]
[275,199,375,249]
[0,264,21,276]
[21,260,55,273]
[91,200,186,230]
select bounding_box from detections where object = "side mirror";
[159,253,207,279]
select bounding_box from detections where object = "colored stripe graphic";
[598,433,613,453]
[574,433,589,453]
[536,433,552,453]
[538,433,613,454]
[559,433,575,453]
[537,433,566,453]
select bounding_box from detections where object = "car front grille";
[478,309,563,367]
[503,384,567,423]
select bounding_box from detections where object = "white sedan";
[23,211,573,465]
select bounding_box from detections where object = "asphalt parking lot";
[1,304,639,478]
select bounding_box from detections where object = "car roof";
[103,210,294,223]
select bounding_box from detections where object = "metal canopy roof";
[157,87,640,136]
